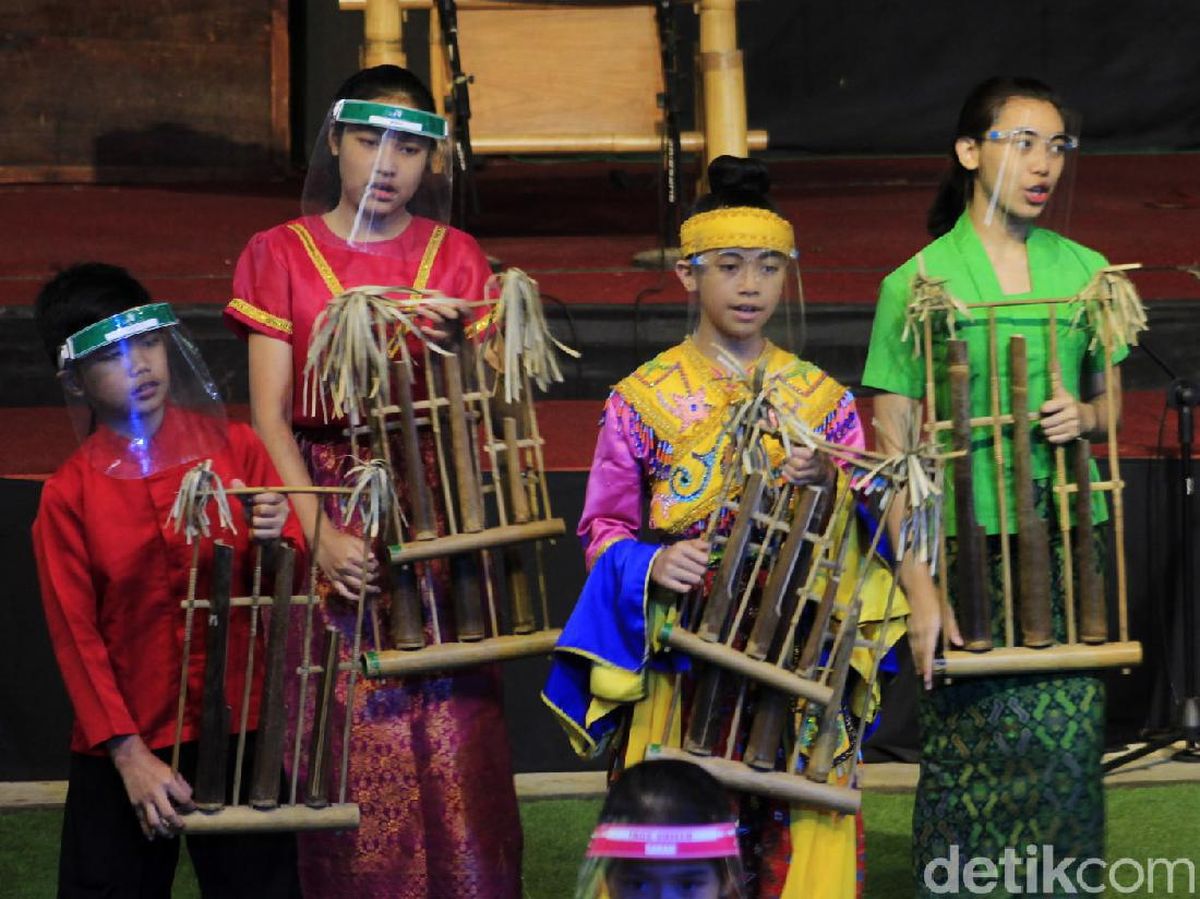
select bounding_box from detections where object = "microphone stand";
[1104,340,1200,770]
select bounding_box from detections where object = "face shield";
[574,823,745,899]
[302,98,454,251]
[969,105,1080,238]
[679,207,805,357]
[58,303,228,478]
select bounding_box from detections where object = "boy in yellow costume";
[544,157,907,898]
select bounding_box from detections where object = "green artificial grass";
[3,785,1197,898]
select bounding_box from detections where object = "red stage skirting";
[0,391,1181,480]
[1,156,1197,309]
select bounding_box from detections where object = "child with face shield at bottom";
[545,157,907,898]
[224,65,521,898]
[576,760,745,899]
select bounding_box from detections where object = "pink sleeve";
[577,394,651,570]
[224,230,295,342]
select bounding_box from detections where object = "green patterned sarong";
[913,483,1107,898]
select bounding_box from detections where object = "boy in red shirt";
[32,263,304,898]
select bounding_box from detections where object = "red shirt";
[33,412,307,754]
[224,215,493,427]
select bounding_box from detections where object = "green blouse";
[862,213,1126,536]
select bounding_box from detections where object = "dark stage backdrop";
[2,461,1196,780]
[299,1,1200,159]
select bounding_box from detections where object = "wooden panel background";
[0,0,289,182]
[450,7,663,138]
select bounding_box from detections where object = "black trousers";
[58,736,303,899]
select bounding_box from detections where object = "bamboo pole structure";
[363,0,406,67]
[697,0,748,163]
[987,310,1015,646]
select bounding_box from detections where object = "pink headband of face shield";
[586,823,740,860]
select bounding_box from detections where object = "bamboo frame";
[922,288,1141,676]
[170,487,362,834]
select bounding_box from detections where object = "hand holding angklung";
[649,538,711,592]
[782,446,831,486]
[1039,386,1087,443]
[416,294,466,344]
[108,734,194,840]
[317,526,380,600]
[899,560,961,690]
[231,479,290,541]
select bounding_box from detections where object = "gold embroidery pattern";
[615,339,847,533]
[287,222,345,297]
[226,297,293,336]
[414,225,447,291]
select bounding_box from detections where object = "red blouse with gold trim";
[224,214,492,427]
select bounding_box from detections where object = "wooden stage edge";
[3,742,1198,811]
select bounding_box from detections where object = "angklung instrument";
[646,374,935,816]
[907,264,1149,677]
[301,269,577,679]
[166,464,387,834]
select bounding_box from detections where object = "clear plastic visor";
[302,99,454,251]
[685,248,806,357]
[59,304,227,478]
[574,856,745,899]
[968,105,1081,238]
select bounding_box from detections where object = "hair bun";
[707,155,771,202]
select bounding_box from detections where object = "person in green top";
[862,77,1123,896]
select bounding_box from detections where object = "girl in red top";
[225,66,521,898]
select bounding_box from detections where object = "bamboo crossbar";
[937,641,1142,677]
[222,486,356,496]
[180,803,360,835]
[646,747,860,815]
[659,624,835,706]
[362,630,562,677]
[388,518,565,563]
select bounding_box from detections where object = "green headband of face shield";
[332,100,449,141]
[58,303,178,369]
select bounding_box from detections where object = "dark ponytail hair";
[926,76,1063,237]
[599,760,735,826]
[690,155,777,217]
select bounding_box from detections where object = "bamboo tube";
[1100,317,1130,641]
[171,542,203,774]
[249,545,296,810]
[390,362,432,649]
[389,518,565,563]
[232,543,269,806]
[180,803,361,835]
[500,416,536,634]
[194,543,235,812]
[305,627,342,809]
[937,641,1142,677]
[1009,337,1054,648]
[698,0,748,162]
[290,508,324,806]
[1075,440,1107,643]
[363,0,405,68]
[1047,307,1077,644]
[362,630,562,677]
[646,747,860,815]
[986,311,1015,646]
[442,352,486,642]
[660,624,834,707]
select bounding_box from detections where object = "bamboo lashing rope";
[168,461,237,542]
[303,285,453,423]
[485,268,580,403]
[902,270,974,357]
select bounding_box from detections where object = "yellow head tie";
[679,207,796,258]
